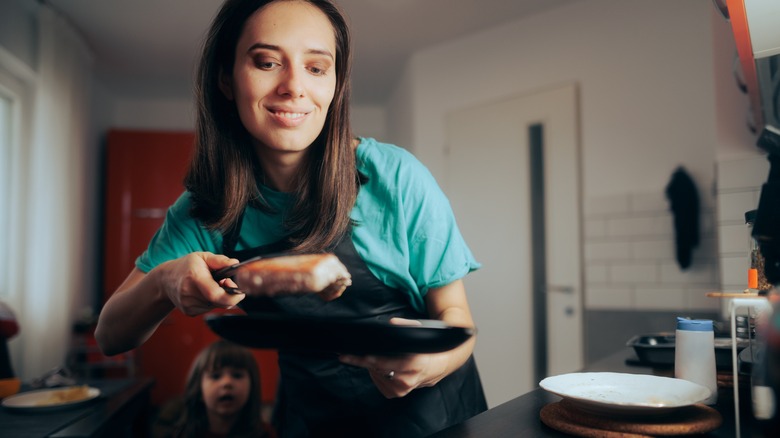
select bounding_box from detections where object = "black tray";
[206,313,475,355]
[626,333,749,370]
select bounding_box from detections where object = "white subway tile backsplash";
[718,224,748,255]
[585,264,608,284]
[693,237,719,262]
[610,263,659,283]
[659,261,718,284]
[608,216,658,238]
[634,287,686,311]
[631,192,668,213]
[631,239,675,261]
[685,288,721,311]
[581,158,769,314]
[584,194,630,218]
[652,214,674,236]
[700,210,716,235]
[717,192,759,223]
[720,255,750,291]
[584,190,720,312]
[750,190,762,210]
[717,155,770,190]
[584,219,607,239]
[585,286,633,309]
[585,241,631,261]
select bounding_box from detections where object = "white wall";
[351,104,387,140]
[111,97,194,131]
[390,0,725,194]
[386,65,415,148]
[385,0,766,405]
[386,0,764,308]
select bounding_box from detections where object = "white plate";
[1,386,101,412]
[539,372,711,416]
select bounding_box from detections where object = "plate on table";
[206,313,475,355]
[539,372,711,416]
[1,386,100,412]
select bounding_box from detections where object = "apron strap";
[222,209,246,257]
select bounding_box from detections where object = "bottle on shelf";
[746,210,771,294]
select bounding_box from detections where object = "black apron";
[223,220,487,438]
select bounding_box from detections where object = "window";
[0,53,34,310]
[0,90,10,300]
[0,51,34,380]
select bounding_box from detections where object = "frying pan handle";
[211,255,264,281]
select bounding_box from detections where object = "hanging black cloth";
[665,166,700,270]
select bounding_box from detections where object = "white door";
[444,83,583,407]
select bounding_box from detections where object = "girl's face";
[201,366,251,419]
[224,0,337,158]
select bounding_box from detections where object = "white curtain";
[16,5,93,381]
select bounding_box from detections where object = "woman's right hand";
[96,252,244,356]
[156,252,245,316]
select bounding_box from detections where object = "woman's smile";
[266,106,313,127]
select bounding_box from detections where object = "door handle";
[546,285,574,294]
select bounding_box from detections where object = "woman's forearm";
[430,306,477,382]
[95,253,245,356]
[95,268,174,356]
[424,280,477,386]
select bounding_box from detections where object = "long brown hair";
[175,340,265,437]
[186,0,357,253]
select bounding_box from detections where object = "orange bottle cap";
[748,268,758,289]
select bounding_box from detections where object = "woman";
[153,340,273,438]
[96,0,487,436]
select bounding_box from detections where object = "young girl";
[153,340,273,438]
[97,0,487,435]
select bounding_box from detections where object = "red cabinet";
[103,130,194,295]
[103,129,278,406]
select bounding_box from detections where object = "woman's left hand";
[338,317,448,398]
[340,280,476,398]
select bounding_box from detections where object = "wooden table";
[1,378,153,438]
[431,350,772,437]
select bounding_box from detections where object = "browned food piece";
[234,254,351,297]
[36,385,91,406]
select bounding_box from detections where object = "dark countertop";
[431,349,772,437]
[1,377,153,438]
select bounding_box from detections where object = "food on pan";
[234,253,352,298]
[36,385,91,406]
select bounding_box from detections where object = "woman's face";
[201,366,251,419]
[224,0,337,157]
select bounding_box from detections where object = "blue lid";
[677,317,713,331]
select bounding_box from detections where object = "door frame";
[443,83,583,406]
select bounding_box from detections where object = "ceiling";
[46,0,581,105]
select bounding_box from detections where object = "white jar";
[675,317,718,405]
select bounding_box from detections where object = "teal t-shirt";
[136,137,480,313]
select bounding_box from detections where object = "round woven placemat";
[539,399,722,437]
